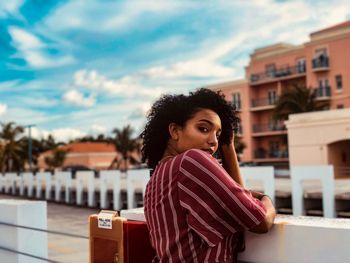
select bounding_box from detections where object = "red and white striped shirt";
[144,149,266,263]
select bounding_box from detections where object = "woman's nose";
[208,133,218,146]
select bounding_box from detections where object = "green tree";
[44,148,68,172]
[0,122,25,172]
[273,84,329,121]
[40,135,59,152]
[109,125,140,171]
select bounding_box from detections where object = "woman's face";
[171,109,222,155]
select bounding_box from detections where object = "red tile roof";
[41,142,117,155]
[62,142,116,153]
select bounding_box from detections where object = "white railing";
[1,166,350,218]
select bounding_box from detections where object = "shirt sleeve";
[178,149,266,247]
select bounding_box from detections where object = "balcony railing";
[252,122,286,133]
[312,56,329,70]
[254,148,289,159]
[250,64,306,84]
[314,85,331,99]
[251,97,278,108]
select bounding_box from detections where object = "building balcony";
[250,64,306,85]
[314,85,331,100]
[252,123,287,136]
[312,56,329,72]
[254,148,288,159]
[251,97,278,111]
[253,151,289,163]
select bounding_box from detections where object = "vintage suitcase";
[89,210,156,263]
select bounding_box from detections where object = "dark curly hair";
[140,88,240,168]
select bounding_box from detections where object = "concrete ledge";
[240,215,350,263]
[121,208,350,263]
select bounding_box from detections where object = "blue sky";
[0,0,349,141]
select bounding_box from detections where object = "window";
[316,79,330,97]
[337,104,344,109]
[265,64,276,78]
[314,48,327,58]
[336,75,343,90]
[268,90,277,105]
[296,58,306,73]
[236,122,243,134]
[318,79,329,88]
[232,92,241,110]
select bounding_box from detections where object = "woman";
[141,88,276,263]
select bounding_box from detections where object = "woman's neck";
[161,143,179,161]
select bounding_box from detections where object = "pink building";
[208,21,350,168]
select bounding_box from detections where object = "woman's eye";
[198,127,209,132]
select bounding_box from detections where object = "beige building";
[286,109,350,177]
[208,21,350,169]
[37,142,119,171]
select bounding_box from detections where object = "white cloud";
[142,59,234,79]
[9,27,44,50]
[0,0,24,18]
[73,69,166,98]
[0,80,21,91]
[51,128,87,142]
[63,90,96,107]
[1,107,61,128]
[0,104,8,116]
[27,126,87,143]
[90,124,107,134]
[44,0,185,32]
[8,26,75,69]
[22,97,58,108]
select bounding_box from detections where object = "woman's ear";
[168,123,180,141]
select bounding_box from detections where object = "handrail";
[0,246,61,263]
[0,220,88,263]
[250,64,306,83]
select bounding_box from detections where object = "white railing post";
[0,174,4,193]
[0,200,48,262]
[100,170,122,210]
[126,169,150,209]
[21,172,35,197]
[54,171,71,202]
[241,166,275,204]
[35,172,51,199]
[76,171,95,207]
[291,165,335,218]
[4,173,17,194]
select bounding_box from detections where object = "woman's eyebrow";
[198,119,221,131]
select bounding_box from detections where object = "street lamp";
[24,124,36,172]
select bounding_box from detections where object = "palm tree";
[0,122,25,172]
[273,84,329,121]
[109,125,140,171]
[0,143,4,172]
[44,148,68,172]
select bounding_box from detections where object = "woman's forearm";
[250,196,276,233]
[220,142,244,186]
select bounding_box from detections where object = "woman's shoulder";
[179,149,217,166]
